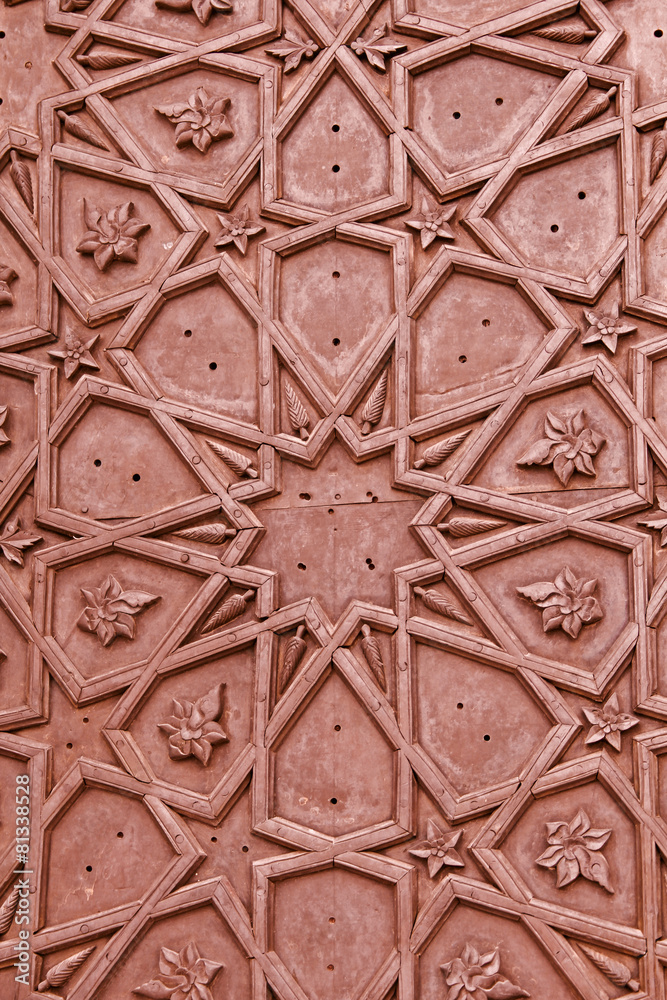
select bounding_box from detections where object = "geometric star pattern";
[2,1,667,999]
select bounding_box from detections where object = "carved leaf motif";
[57,111,109,150]
[0,885,20,936]
[0,405,9,446]
[201,589,254,633]
[414,587,472,625]
[533,24,596,42]
[650,124,667,184]
[413,430,471,469]
[278,625,307,693]
[37,946,95,991]
[285,382,309,438]
[265,35,318,72]
[174,523,237,544]
[0,518,42,566]
[438,516,507,537]
[565,86,617,133]
[579,944,640,991]
[77,51,142,68]
[360,624,386,690]
[360,369,388,435]
[9,151,34,214]
[207,440,258,479]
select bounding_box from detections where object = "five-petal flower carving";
[441,945,529,1000]
[158,683,228,765]
[637,497,667,546]
[0,517,42,566]
[155,0,231,26]
[516,409,605,487]
[0,263,17,306]
[517,566,603,639]
[213,204,265,254]
[133,942,224,1000]
[583,693,638,750]
[48,330,99,379]
[406,196,457,249]
[409,819,464,877]
[156,88,233,153]
[350,23,406,71]
[581,303,636,354]
[535,809,613,892]
[76,200,151,272]
[77,574,160,647]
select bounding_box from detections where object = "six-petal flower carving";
[409,819,464,878]
[133,942,224,1000]
[158,682,228,765]
[0,517,42,566]
[406,196,457,249]
[77,574,160,647]
[517,566,603,639]
[516,409,605,487]
[48,330,99,379]
[581,303,637,353]
[441,945,529,1000]
[535,810,613,892]
[76,200,151,272]
[156,88,233,153]
[583,693,638,750]
[213,204,265,254]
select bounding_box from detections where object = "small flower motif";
[0,405,9,447]
[583,693,638,751]
[76,200,150,272]
[581,303,636,354]
[408,819,464,878]
[637,497,667,546]
[517,566,603,639]
[535,809,613,892]
[158,683,228,766]
[0,518,42,566]
[156,88,233,154]
[350,23,406,72]
[155,0,232,26]
[0,263,17,306]
[406,195,457,250]
[441,944,529,1000]
[48,330,99,379]
[265,35,318,73]
[77,574,160,647]
[516,409,605,487]
[133,942,224,1000]
[213,204,265,255]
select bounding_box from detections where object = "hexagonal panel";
[277,236,394,395]
[44,787,175,924]
[55,400,204,519]
[133,279,259,423]
[279,72,391,214]
[414,643,551,795]
[270,669,396,837]
[490,145,621,278]
[413,272,548,414]
[272,866,396,1000]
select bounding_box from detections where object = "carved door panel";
[2,1,667,999]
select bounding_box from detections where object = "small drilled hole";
[327,965,334,972]
[452,111,461,119]
[132,473,141,482]
[0,99,4,106]
[330,797,338,804]
[551,224,559,232]
[299,492,311,500]
[332,123,340,132]
[458,355,467,363]
[86,865,92,872]
[117,831,124,838]
[368,563,375,570]
[366,558,372,564]
[482,318,491,327]
[332,164,340,172]
[332,337,340,346]
[371,495,378,502]
[335,493,341,499]
[457,702,463,710]
[332,270,340,278]
[328,508,334,514]
[334,724,341,731]
[297,562,306,571]
[209,362,217,370]
[83,716,89,723]
[329,916,335,924]
[0,32,5,38]
[242,845,249,853]
[656,28,663,37]
[211,836,217,843]
[495,97,503,105]
[184,329,192,337]
[483,734,490,741]
[66,742,73,749]
[94,458,101,467]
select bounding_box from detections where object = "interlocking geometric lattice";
[4,0,667,998]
